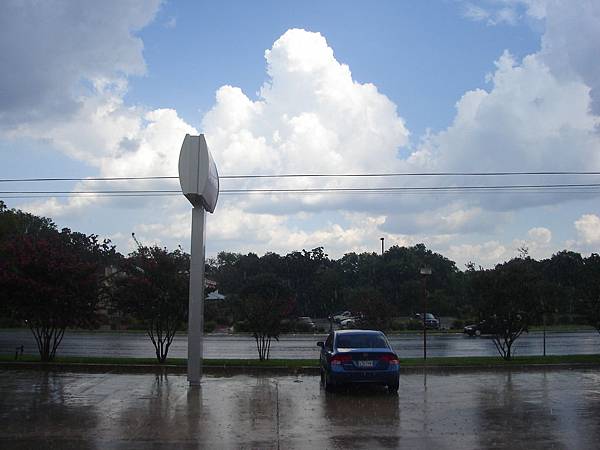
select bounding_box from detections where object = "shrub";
[204,320,216,333]
[390,319,406,331]
[233,321,251,332]
[557,315,572,325]
[295,321,315,333]
[544,314,556,326]
[406,319,422,330]
[279,319,293,333]
[451,319,464,330]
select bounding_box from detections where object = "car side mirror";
[317,341,324,348]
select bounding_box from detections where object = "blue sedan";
[317,330,400,393]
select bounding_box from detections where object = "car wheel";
[324,372,335,392]
[388,381,399,393]
[475,329,481,336]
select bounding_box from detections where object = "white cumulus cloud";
[203,29,409,190]
[527,227,552,244]
[575,214,600,245]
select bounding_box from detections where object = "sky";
[1,0,600,268]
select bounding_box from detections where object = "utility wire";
[2,171,600,183]
[3,182,600,196]
[218,182,600,193]
[4,189,600,200]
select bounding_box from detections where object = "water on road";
[1,368,600,448]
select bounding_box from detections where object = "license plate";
[356,360,374,368]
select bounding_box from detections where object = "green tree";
[348,288,392,330]
[240,273,292,360]
[544,250,584,315]
[284,247,330,316]
[579,253,600,334]
[315,264,344,319]
[111,245,189,363]
[0,200,56,241]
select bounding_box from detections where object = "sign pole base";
[187,206,206,385]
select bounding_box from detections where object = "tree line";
[209,246,600,326]
[1,201,599,362]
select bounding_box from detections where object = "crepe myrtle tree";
[0,229,114,361]
[111,242,189,363]
[476,258,539,360]
[240,273,293,361]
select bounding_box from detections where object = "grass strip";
[2,354,600,368]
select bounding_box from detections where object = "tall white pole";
[187,206,206,385]
[178,134,218,387]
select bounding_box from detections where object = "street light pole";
[380,237,384,256]
[542,299,546,357]
[420,267,432,361]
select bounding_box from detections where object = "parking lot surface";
[1,368,599,449]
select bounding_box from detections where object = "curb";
[0,361,320,375]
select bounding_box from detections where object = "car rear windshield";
[335,334,389,349]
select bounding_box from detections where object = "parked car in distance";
[463,320,494,336]
[340,317,358,329]
[317,330,400,393]
[414,313,440,329]
[297,316,316,332]
[332,311,353,324]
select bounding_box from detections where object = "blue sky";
[1,0,599,267]
[130,1,540,139]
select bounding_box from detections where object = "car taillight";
[380,354,400,365]
[331,354,352,365]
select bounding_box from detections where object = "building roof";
[206,290,225,301]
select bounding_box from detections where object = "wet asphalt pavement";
[1,368,599,449]
[2,329,599,359]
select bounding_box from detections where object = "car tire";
[324,372,335,392]
[388,381,399,393]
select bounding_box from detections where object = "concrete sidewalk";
[1,368,599,449]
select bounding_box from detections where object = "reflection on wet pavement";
[1,368,599,449]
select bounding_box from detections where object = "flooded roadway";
[1,368,599,448]
[1,329,599,359]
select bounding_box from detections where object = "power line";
[0,176,176,183]
[1,190,181,194]
[219,183,600,193]
[223,171,600,178]
[3,182,600,196]
[1,194,179,199]
[1,171,600,183]
[4,189,600,200]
